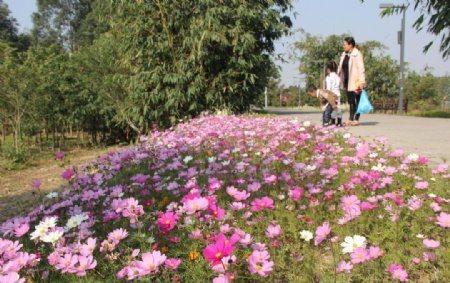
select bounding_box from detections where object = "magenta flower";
[61,169,75,180]
[209,205,225,220]
[76,255,97,276]
[288,187,303,201]
[31,179,42,189]
[265,224,282,239]
[203,233,239,265]
[164,258,181,270]
[55,152,65,160]
[130,174,150,184]
[423,239,440,249]
[157,212,179,232]
[251,197,275,211]
[436,212,450,228]
[314,222,331,246]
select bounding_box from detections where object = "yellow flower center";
[165,220,171,225]
[260,202,265,207]
[149,263,155,269]
[215,252,222,258]
[193,205,199,210]
[256,264,262,271]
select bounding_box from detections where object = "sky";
[5,0,450,87]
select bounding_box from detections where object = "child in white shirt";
[325,61,342,126]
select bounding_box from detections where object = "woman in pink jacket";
[337,37,366,126]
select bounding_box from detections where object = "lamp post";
[380,3,406,113]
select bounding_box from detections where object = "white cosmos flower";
[221,160,230,166]
[65,214,89,230]
[303,121,311,127]
[30,226,48,240]
[305,165,316,172]
[299,127,306,132]
[416,234,425,239]
[299,230,314,242]
[232,147,240,153]
[428,193,437,198]
[343,133,351,139]
[183,155,193,163]
[340,235,367,254]
[371,163,386,172]
[41,230,64,243]
[46,192,59,199]
[40,217,58,230]
[369,152,378,158]
[208,157,216,163]
[407,153,419,162]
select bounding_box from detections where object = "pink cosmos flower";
[247,259,274,277]
[314,222,331,246]
[391,269,408,282]
[368,246,383,259]
[233,190,250,201]
[288,187,303,201]
[213,274,231,283]
[76,255,97,276]
[157,212,179,232]
[55,253,79,273]
[265,224,281,238]
[14,224,29,238]
[415,181,429,190]
[351,247,370,264]
[183,197,209,214]
[0,272,25,283]
[423,251,436,262]
[108,228,128,244]
[164,258,181,270]
[135,250,167,274]
[423,239,440,249]
[336,261,353,273]
[31,179,42,189]
[436,212,450,228]
[226,186,239,196]
[386,264,408,281]
[250,197,274,211]
[80,238,97,256]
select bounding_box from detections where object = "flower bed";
[1,115,449,282]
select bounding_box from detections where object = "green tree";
[101,0,292,134]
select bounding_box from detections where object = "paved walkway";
[267,109,450,166]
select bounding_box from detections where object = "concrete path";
[267,109,450,166]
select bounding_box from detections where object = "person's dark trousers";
[322,104,333,125]
[347,91,361,121]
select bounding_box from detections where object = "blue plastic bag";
[356,89,373,114]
